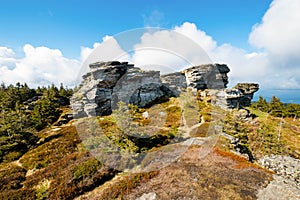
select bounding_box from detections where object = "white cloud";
[211,44,270,85]
[131,25,212,74]
[0,44,81,87]
[174,22,217,53]
[80,42,101,62]
[129,22,270,86]
[247,0,300,88]
[82,35,130,65]
[249,0,300,61]
[0,35,131,88]
[130,16,300,89]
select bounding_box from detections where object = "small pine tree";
[269,96,284,117]
[59,83,68,97]
[31,95,61,130]
[253,96,269,112]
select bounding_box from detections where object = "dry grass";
[19,125,81,170]
[123,145,273,200]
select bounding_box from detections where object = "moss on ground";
[19,125,81,170]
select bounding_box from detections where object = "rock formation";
[223,83,259,109]
[72,61,259,117]
[183,64,230,90]
[71,61,175,117]
[72,61,132,117]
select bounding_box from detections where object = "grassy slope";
[0,94,299,199]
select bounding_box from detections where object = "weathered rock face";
[129,83,175,108]
[112,67,162,107]
[182,64,230,90]
[71,61,133,117]
[72,61,258,117]
[161,72,187,96]
[257,155,300,199]
[197,83,259,109]
[225,83,259,108]
[71,61,174,117]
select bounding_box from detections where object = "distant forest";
[251,96,300,118]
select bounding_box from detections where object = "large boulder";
[231,83,259,108]
[182,64,230,90]
[210,83,259,109]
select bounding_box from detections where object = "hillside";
[0,92,299,199]
[0,62,299,199]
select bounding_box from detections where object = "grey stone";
[112,67,162,107]
[72,61,174,117]
[71,61,132,117]
[129,83,175,108]
[182,64,230,90]
[72,61,259,117]
[135,192,157,200]
[161,72,187,96]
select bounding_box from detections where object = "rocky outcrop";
[258,155,300,187]
[111,67,162,107]
[71,61,133,117]
[225,83,259,108]
[182,64,230,90]
[71,61,174,117]
[72,61,259,117]
[201,83,259,109]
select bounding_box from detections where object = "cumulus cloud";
[128,22,270,86]
[130,15,300,89]
[0,44,81,87]
[174,22,217,53]
[249,0,300,61]
[80,42,101,62]
[248,0,300,88]
[82,35,130,64]
[131,27,211,74]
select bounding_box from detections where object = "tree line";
[251,96,300,118]
[0,82,73,162]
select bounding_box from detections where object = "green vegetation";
[0,82,73,163]
[252,95,300,118]
[35,179,50,200]
[97,100,183,153]
[73,158,102,181]
[223,106,300,159]
[0,82,299,199]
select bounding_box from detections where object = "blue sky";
[0,0,300,103]
[1,0,272,58]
